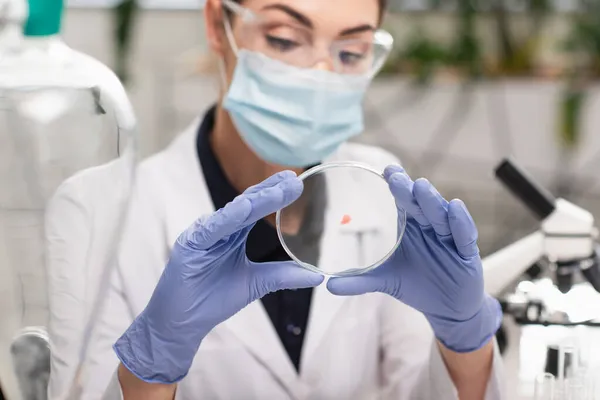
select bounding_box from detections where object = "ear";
[204,0,227,56]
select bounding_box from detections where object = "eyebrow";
[261,3,375,36]
[262,4,313,28]
[340,24,375,36]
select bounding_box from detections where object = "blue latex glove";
[114,171,324,384]
[328,165,501,353]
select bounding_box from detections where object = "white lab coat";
[46,157,134,400]
[81,120,504,400]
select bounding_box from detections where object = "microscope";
[483,158,600,324]
[482,158,600,394]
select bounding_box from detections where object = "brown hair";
[229,0,388,24]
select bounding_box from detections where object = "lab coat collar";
[160,122,383,397]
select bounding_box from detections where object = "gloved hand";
[328,165,501,353]
[114,171,324,384]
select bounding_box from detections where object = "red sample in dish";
[340,214,352,225]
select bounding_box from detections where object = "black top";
[196,106,313,372]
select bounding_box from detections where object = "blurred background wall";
[60,1,600,266]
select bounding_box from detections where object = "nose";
[310,42,336,72]
[313,60,334,71]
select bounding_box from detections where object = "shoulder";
[124,120,204,235]
[332,142,401,171]
[134,119,200,196]
[125,132,187,226]
[135,151,169,188]
[129,153,170,216]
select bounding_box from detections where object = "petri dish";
[275,162,406,277]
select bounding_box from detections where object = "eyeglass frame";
[220,0,394,78]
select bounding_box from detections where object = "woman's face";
[205,0,381,83]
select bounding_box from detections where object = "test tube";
[583,379,596,400]
[558,342,579,381]
[563,377,587,400]
[534,373,556,400]
[581,370,599,400]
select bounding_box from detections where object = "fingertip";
[279,170,298,179]
[229,194,254,215]
[310,273,326,286]
[185,199,252,249]
[386,172,430,222]
[294,265,326,286]
[326,276,373,296]
[293,270,325,288]
[244,171,297,195]
[448,198,469,220]
[326,277,345,295]
[288,176,304,190]
[279,176,304,204]
[448,198,476,233]
[224,197,253,228]
[388,171,410,187]
[255,261,325,290]
[387,173,414,202]
[448,198,479,258]
[384,164,405,180]
[413,178,432,194]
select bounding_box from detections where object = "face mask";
[222,49,371,168]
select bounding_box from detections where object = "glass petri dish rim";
[275,161,407,278]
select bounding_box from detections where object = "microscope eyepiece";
[495,158,556,220]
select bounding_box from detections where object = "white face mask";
[220,17,372,167]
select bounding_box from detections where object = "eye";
[265,35,300,52]
[339,51,365,66]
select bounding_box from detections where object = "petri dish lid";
[276,162,406,277]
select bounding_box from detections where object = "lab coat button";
[286,324,302,336]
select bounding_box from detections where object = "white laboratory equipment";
[0,0,26,48]
[0,0,137,399]
[482,159,600,399]
[484,159,598,300]
[532,339,600,399]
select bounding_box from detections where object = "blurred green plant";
[385,29,449,84]
[113,0,139,84]
[551,1,600,197]
[381,0,552,80]
[382,0,482,84]
[492,0,552,75]
[561,3,600,77]
[557,1,600,150]
[554,76,586,196]
[445,0,482,78]
[558,81,586,149]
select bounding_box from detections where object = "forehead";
[241,0,380,28]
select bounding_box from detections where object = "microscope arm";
[483,159,597,298]
[483,230,545,297]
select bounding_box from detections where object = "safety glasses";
[221,0,394,77]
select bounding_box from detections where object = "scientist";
[81,0,504,398]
